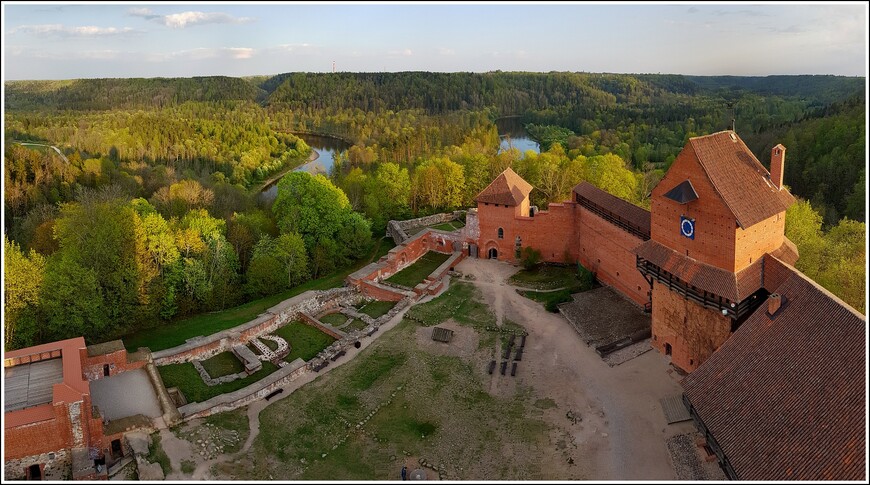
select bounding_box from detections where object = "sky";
[2,1,868,80]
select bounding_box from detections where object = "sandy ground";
[456,257,694,480]
[89,369,162,420]
[148,258,699,480]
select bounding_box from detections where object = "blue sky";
[2,2,867,80]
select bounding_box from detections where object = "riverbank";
[252,149,319,195]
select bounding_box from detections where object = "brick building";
[4,338,149,480]
[472,129,865,480]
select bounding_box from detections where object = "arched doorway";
[488,248,498,259]
[665,343,672,356]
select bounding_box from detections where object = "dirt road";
[457,257,692,480]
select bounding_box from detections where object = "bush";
[520,247,542,270]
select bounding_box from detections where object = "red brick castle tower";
[635,131,798,372]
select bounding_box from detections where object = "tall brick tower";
[635,131,799,372]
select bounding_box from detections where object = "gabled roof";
[663,180,699,204]
[682,256,866,480]
[688,131,795,228]
[475,167,532,206]
[573,182,651,237]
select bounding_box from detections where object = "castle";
[464,130,864,479]
[5,130,865,481]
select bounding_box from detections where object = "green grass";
[200,352,244,378]
[181,460,196,474]
[262,339,278,351]
[520,289,574,312]
[385,251,452,288]
[508,264,584,290]
[158,361,279,403]
[356,300,396,319]
[345,319,368,332]
[147,433,172,476]
[228,316,551,481]
[318,313,349,326]
[405,282,496,329]
[121,237,392,352]
[534,398,557,410]
[274,322,337,363]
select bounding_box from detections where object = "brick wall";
[734,212,785,272]
[577,206,649,307]
[80,349,147,382]
[4,404,72,460]
[359,280,407,301]
[650,283,731,372]
[651,149,739,272]
[299,313,345,340]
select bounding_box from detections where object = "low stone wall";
[151,287,362,366]
[4,449,70,481]
[299,312,346,340]
[178,359,309,419]
[191,360,247,387]
[387,211,466,244]
[144,362,182,427]
[80,344,148,382]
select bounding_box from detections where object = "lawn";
[121,237,393,352]
[385,251,451,288]
[520,288,575,312]
[200,351,244,378]
[356,300,396,319]
[508,264,584,291]
[216,308,552,481]
[158,361,279,404]
[430,220,464,232]
[273,322,337,363]
[405,282,496,329]
[318,313,349,326]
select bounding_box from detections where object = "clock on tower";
[680,216,695,240]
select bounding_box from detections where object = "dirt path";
[456,258,689,480]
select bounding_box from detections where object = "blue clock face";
[680,216,695,240]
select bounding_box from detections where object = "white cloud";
[129,8,254,28]
[388,48,413,57]
[146,47,256,62]
[438,47,455,56]
[10,24,139,37]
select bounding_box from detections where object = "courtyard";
[141,257,720,480]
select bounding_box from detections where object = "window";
[497,228,504,239]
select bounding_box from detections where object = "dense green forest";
[3,72,865,350]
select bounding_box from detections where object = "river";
[496,117,540,156]
[259,133,351,202]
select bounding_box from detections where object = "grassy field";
[319,313,349,326]
[356,300,397,319]
[122,237,395,352]
[200,352,244,378]
[158,361,279,404]
[385,251,451,288]
[508,264,584,290]
[519,288,575,312]
[215,287,551,481]
[204,408,250,454]
[274,322,337,363]
[405,282,496,329]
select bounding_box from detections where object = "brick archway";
[483,240,501,260]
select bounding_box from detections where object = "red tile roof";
[682,257,866,480]
[634,239,763,301]
[475,167,532,206]
[689,131,795,229]
[573,182,651,236]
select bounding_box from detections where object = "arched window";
[497,227,504,239]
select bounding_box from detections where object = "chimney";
[770,144,786,189]
[767,293,782,316]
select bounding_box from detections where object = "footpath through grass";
[122,237,395,352]
[385,251,451,288]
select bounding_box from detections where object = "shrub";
[521,247,542,270]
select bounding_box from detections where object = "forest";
[3,72,866,350]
